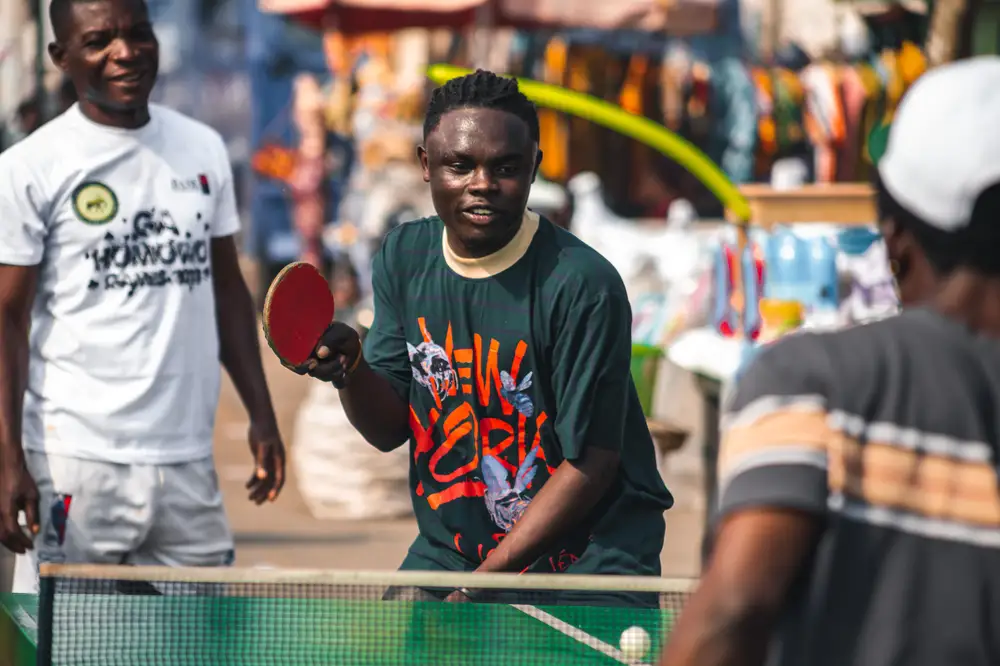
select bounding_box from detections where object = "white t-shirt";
[0,103,240,464]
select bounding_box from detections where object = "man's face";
[49,0,158,113]
[419,107,540,255]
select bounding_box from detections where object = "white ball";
[619,625,651,661]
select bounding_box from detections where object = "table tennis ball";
[619,626,651,661]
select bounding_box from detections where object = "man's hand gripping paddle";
[262,262,334,372]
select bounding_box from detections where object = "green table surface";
[0,594,37,666]
[1,593,675,665]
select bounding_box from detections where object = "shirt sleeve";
[549,288,632,461]
[716,334,835,519]
[0,153,47,265]
[209,135,241,239]
[361,236,411,401]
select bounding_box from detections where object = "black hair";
[875,171,1000,276]
[423,69,539,143]
[49,0,146,41]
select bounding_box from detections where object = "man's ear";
[417,145,430,183]
[879,216,918,287]
[531,148,543,184]
[48,42,67,72]
[879,217,906,268]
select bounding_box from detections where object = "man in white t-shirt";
[0,0,285,590]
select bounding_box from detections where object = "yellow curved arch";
[427,64,752,223]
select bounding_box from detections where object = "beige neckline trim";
[442,210,539,279]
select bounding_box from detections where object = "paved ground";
[218,260,706,576]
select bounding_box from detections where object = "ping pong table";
[1,591,678,665]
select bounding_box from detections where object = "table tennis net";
[37,564,696,666]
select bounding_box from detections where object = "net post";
[36,572,55,666]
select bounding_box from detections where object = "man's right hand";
[0,457,39,554]
[297,321,410,452]
[299,322,363,388]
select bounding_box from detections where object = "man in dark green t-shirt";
[299,70,673,605]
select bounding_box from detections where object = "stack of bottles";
[765,227,839,316]
[712,224,897,380]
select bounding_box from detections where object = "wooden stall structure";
[735,183,876,229]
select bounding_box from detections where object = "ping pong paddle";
[262,262,335,368]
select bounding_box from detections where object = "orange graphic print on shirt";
[406,317,560,561]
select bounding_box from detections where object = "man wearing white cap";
[660,56,1000,666]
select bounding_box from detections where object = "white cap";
[878,56,1000,232]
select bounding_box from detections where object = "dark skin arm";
[211,236,285,504]
[0,264,40,553]
[659,508,821,666]
[442,448,621,602]
[475,447,619,573]
[302,323,410,452]
[339,356,410,452]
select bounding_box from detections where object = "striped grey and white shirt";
[716,308,1000,666]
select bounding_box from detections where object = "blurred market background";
[0,0,994,577]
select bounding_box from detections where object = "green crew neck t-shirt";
[363,213,673,580]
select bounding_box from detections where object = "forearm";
[0,317,28,464]
[660,509,819,666]
[476,452,619,573]
[216,281,277,429]
[658,586,771,666]
[339,357,410,452]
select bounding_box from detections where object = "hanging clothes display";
[538,37,570,183]
[409,28,930,208]
[619,54,648,115]
[660,44,689,133]
[801,63,846,183]
[619,54,649,205]
[655,44,713,152]
[532,36,930,203]
[771,68,806,158]
[686,60,713,149]
[837,64,868,183]
[751,67,776,180]
[897,40,928,93]
[710,58,756,186]
[855,61,885,181]
[879,47,906,125]
[566,43,615,180]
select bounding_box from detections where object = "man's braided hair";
[423,69,539,142]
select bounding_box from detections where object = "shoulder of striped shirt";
[719,395,1000,548]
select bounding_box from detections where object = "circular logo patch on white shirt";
[72,181,119,225]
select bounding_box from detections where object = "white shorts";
[12,450,234,594]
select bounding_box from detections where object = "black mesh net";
[17,568,694,665]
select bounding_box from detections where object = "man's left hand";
[444,589,472,603]
[247,424,286,505]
